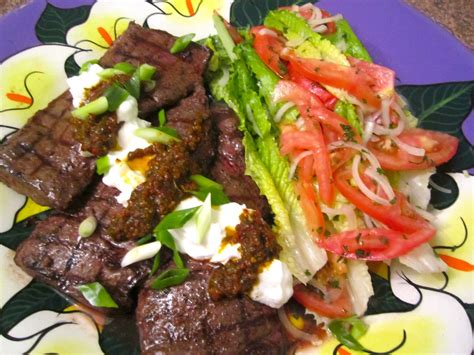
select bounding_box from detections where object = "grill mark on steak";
[0,92,96,210]
[210,103,272,220]
[0,24,210,210]
[14,181,150,313]
[136,259,289,354]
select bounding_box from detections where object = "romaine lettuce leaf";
[326,19,372,62]
[334,100,363,135]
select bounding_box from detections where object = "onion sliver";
[363,120,376,144]
[429,178,452,194]
[352,155,391,206]
[121,241,162,267]
[373,119,405,137]
[288,151,313,180]
[365,167,395,201]
[312,25,328,33]
[393,137,425,157]
[275,102,295,123]
[328,141,381,169]
[277,308,321,345]
[321,204,358,230]
[380,97,392,127]
[258,28,278,37]
[309,14,343,27]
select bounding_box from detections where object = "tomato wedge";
[286,53,382,109]
[318,227,436,260]
[274,80,361,143]
[251,26,287,77]
[288,62,338,110]
[347,56,395,98]
[334,164,433,234]
[293,283,353,319]
[368,128,459,170]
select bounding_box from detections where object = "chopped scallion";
[151,268,189,290]
[138,63,156,81]
[142,79,156,93]
[96,155,111,175]
[156,126,179,138]
[104,84,129,111]
[328,317,368,352]
[154,207,199,245]
[191,188,229,206]
[195,193,212,243]
[121,241,162,267]
[158,109,166,127]
[191,174,224,190]
[136,234,153,246]
[122,69,141,99]
[79,59,99,73]
[170,33,195,54]
[113,62,136,75]
[212,14,236,61]
[71,96,108,120]
[76,282,118,308]
[98,68,128,79]
[78,215,97,238]
[134,127,180,144]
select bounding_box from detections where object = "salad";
[206,3,459,346]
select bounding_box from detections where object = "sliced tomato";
[281,5,337,35]
[287,54,382,109]
[320,9,337,35]
[368,128,459,170]
[274,80,361,143]
[288,62,338,110]
[295,179,325,237]
[293,283,353,319]
[347,56,395,97]
[251,26,287,77]
[334,164,433,234]
[318,227,436,260]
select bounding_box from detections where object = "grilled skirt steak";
[210,103,272,220]
[0,92,95,210]
[136,259,289,354]
[0,24,210,210]
[14,182,150,313]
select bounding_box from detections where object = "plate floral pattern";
[0,0,473,353]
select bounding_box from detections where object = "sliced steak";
[210,103,272,220]
[0,92,95,210]
[136,259,289,354]
[0,24,209,210]
[14,181,150,313]
[100,23,210,116]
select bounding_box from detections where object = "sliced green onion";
[134,127,180,144]
[328,318,368,352]
[156,126,179,138]
[151,268,189,290]
[76,282,119,308]
[172,250,184,269]
[98,68,127,79]
[104,84,129,111]
[212,14,236,61]
[158,109,166,127]
[194,193,212,243]
[123,69,141,99]
[143,79,156,93]
[96,155,111,175]
[79,59,99,73]
[154,206,199,245]
[71,96,108,120]
[137,234,153,246]
[150,252,161,275]
[79,215,97,238]
[191,174,224,190]
[191,187,229,206]
[170,33,195,54]
[121,241,162,267]
[113,62,136,75]
[138,63,156,81]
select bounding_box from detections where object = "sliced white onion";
[380,97,392,128]
[363,120,376,144]
[121,241,162,267]
[289,151,313,180]
[393,136,425,157]
[295,117,305,130]
[373,119,405,137]
[258,28,278,38]
[309,14,343,27]
[363,213,376,228]
[352,155,391,205]
[398,243,447,273]
[365,167,395,201]
[246,104,262,137]
[290,5,300,12]
[312,25,328,33]
[217,67,229,87]
[286,37,306,47]
[277,307,321,345]
[346,260,374,316]
[328,141,381,169]
[274,102,295,123]
[414,206,437,222]
[429,178,452,194]
[321,204,358,230]
[312,6,323,21]
[391,99,409,125]
[279,47,290,58]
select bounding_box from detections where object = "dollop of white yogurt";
[67,64,103,108]
[249,259,293,309]
[169,197,245,264]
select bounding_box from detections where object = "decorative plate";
[0,0,473,353]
